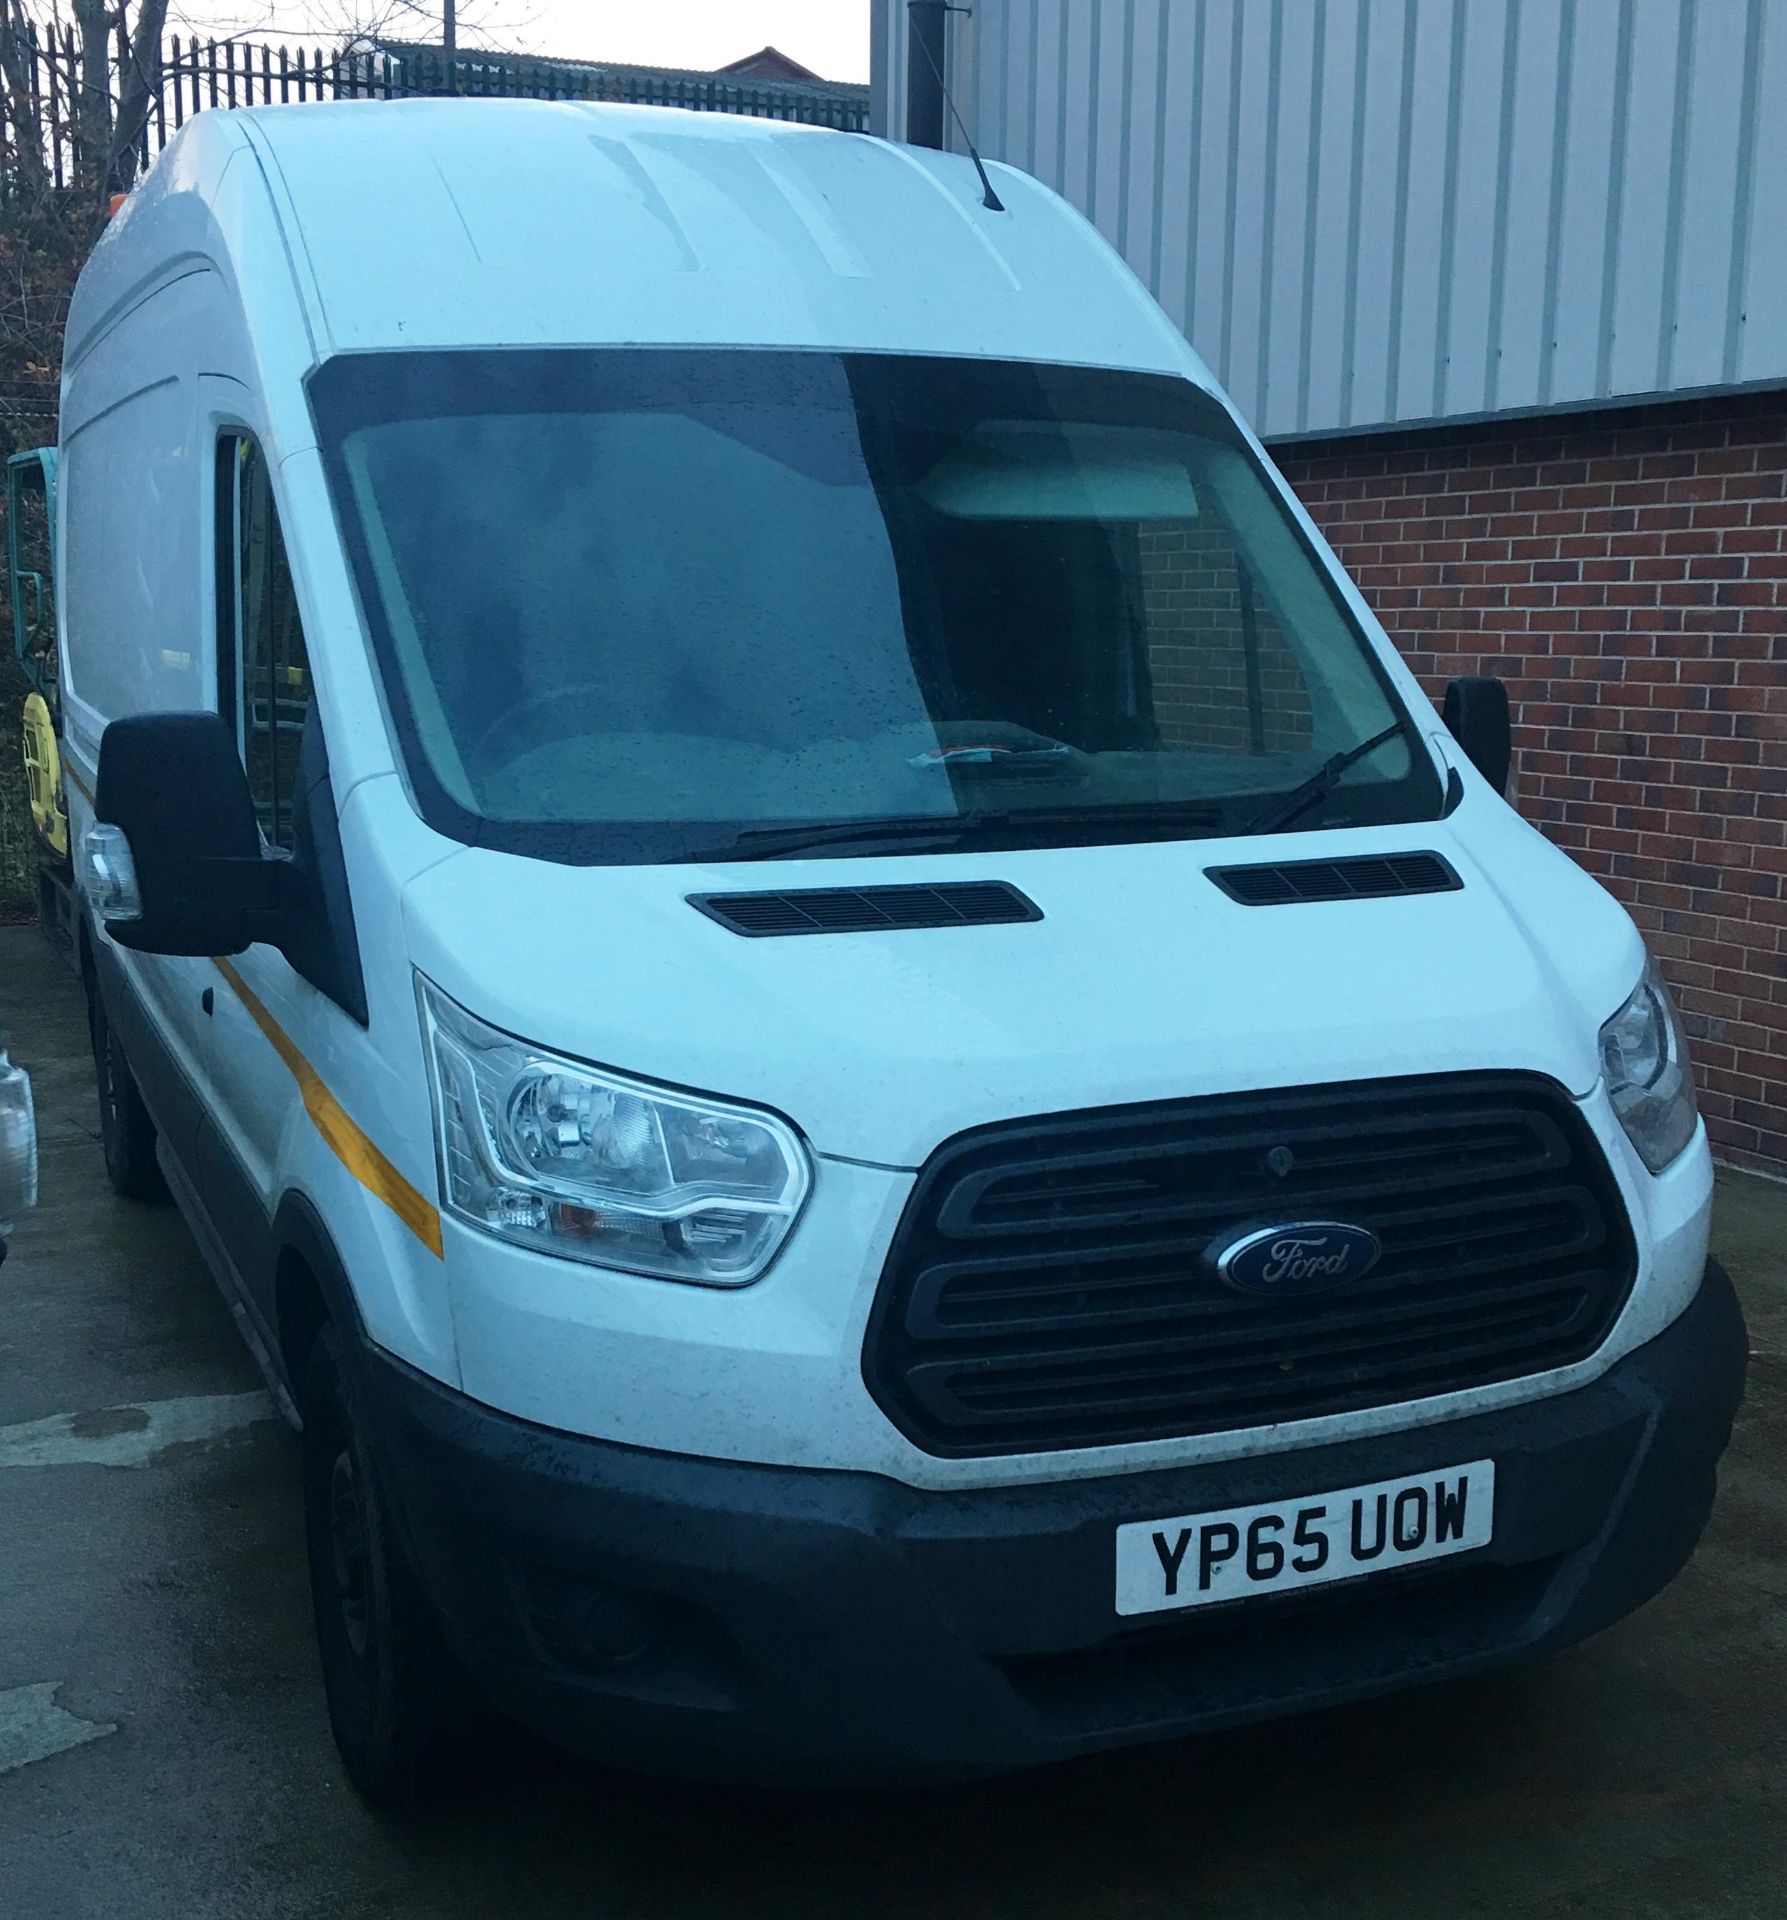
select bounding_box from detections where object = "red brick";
[1277,385,1787,1175]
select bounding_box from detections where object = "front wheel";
[301,1323,483,1805]
[89,989,166,1203]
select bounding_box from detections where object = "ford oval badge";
[1210,1222,1382,1297]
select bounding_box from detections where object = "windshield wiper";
[1239,722,1406,836]
[699,801,1227,862]
[699,814,991,861]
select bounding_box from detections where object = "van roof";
[225,99,1194,376]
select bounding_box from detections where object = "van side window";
[217,434,311,852]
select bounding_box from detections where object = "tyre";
[89,990,167,1203]
[301,1321,481,1806]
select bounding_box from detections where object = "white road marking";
[0,1683,117,1774]
[0,1391,276,1469]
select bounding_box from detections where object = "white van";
[57,100,1745,1797]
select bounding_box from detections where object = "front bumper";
[353,1263,1747,1785]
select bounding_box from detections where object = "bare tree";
[169,1,535,54]
[72,1,120,188]
[2,1,172,202]
[0,2,49,200]
[112,0,170,183]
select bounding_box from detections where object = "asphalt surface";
[0,920,1782,1920]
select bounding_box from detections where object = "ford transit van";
[57,101,1745,1797]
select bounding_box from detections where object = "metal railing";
[0,24,868,196]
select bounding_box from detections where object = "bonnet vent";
[690,881,1042,937]
[1206,851,1462,906]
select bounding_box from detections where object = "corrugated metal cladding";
[869,0,1787,440]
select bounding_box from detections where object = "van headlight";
[418,979,811,1285]
[1598,960,1698,1173]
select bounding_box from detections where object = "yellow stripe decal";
[212,958,445,1258]
[64,762,95,808]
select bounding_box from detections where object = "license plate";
[1114,1459,1495,1617]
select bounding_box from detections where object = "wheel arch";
[273,1190,371,1409]
[76,908,96,1004]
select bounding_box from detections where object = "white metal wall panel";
[1495,2,1566,412]
[1036,0,1070,185]
[1060,2,1095,217]
[1673,0,1746,385]
[1549,3,1620,405]
[1126,0,1171,281]
[1091,1,1129,242]
[1395,2,1453,423]
[1190,1,1237,377]
[1305,0,1365,430]
[1224,2,1273,417]
[870,0,1786,437]
[1740,0,1787,382]
[1348,0,1413,428]
[1608,2,1685,400]
[1154,0,1200,350]
[1437,0,1507,422]
[1265,3,1318,434]
[868,0,901,136]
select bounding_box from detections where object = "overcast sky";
[165,1,872,83]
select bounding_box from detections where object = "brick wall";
[1275,389,1787,1177]
[1134,524,1313,753]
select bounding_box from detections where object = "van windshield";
[309,350,1441,865]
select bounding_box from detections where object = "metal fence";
[2,24,869,195]
[0,379,56,430]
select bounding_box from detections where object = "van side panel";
[58,272,216,762]
[59,120,454,1397]
[60,270,227,1164]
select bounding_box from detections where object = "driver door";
[187,428,322,1327]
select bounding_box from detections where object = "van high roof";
[77,99,1198,378]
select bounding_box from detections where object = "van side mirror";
[92,712,285,957]
[1442,676,1512,795]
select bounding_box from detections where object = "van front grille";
[863,1073,1636,1457]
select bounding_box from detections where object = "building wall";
[871,0,1787,441]
[1135,525,1313,754]
[1276,389,1787,1176]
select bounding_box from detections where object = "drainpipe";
[905,0,948,148]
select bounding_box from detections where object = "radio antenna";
[907,2,1005,212]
